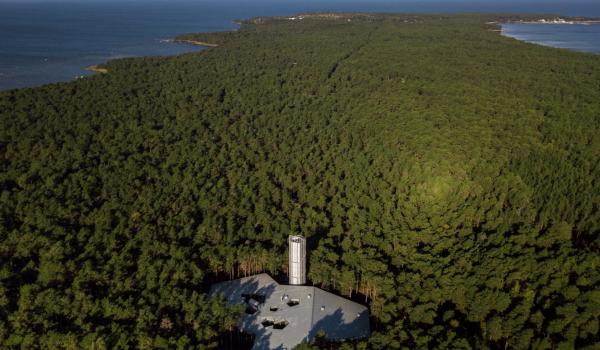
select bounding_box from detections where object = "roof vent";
[261,318,274,327]
[261,318,289,330]
[245,305,258,314]
[273,320,289,329]
[242,293,264,314]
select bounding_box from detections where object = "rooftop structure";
[288,235,306,285]
[209,273,370,350]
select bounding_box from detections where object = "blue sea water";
[501,23,600,54]
[1,0,599,91]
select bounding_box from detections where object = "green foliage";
[1,12,599,349]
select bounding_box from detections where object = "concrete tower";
[288,235,306,285]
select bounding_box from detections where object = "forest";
[0,13,599,350]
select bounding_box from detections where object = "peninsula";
[0,13,599,350]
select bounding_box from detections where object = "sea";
[1,0,599,91]
[501,23,600,54]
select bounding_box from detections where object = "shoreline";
[509,18,600,25]
[12,13,599,90]
[173,39,218,47]
[82,37,222,77]
[81,38,220,79]
[498,21,600,55]
[85,65,108,74]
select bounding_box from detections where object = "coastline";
[81,37,219,80]
[508,17,600,25]
[499,20,600,54]
[86,65,108,74]
[9,13,600,91]
[173,39,218,47]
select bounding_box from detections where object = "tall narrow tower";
[288,235,306,285]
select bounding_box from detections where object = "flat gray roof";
[209,273,370,350]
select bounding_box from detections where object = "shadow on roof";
[308,307,370,342]
[210,276,278,349]
[210,274,369,350]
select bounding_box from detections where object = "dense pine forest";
[0,13,599,349]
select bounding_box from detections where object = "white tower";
[288,235,306,285]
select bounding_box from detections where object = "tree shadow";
[308,307,370,343]
[209,274,370,349]
[209,274,278,306]
[210,274,282,349]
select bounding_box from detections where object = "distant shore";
[511,18,600,25]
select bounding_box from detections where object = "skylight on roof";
[261,318,289,330]
[261,319,274,327]
[273,320,289,329]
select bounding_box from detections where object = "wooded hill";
[0,13,599,350]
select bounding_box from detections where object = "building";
[208,236,370,350]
